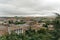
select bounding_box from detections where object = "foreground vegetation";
[0,27,60,40]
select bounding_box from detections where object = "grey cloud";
[0,0,60,17]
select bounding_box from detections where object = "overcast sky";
[0,0,60,17]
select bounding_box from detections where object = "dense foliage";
[0,27,60,40]
[0,29,52,40]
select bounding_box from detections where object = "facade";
[48,24,54,30]
[0,25,8,36]
[8,24,29,34]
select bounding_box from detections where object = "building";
[0,25,8,36]
[48,24,54,30]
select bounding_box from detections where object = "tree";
[52,13,60,40]
[8,20,13,24]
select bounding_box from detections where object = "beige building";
[0,25,8,36]
[48,24,54,30]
